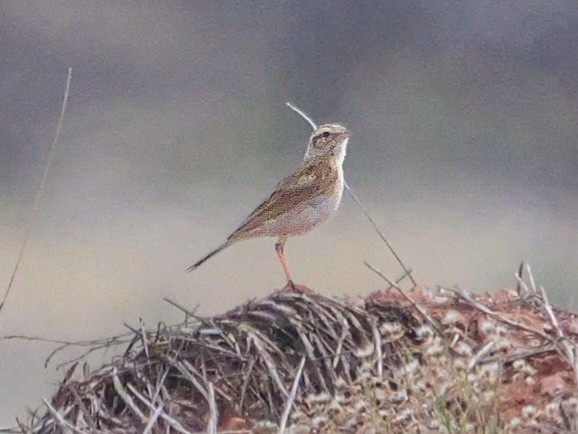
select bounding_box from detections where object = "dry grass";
[3,269,578,433]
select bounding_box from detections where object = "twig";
[170,359,209,401]
[164,297,222,334]
[467,341,495,370]
[246,331,290,398]
[239,358,255,412]
[41,398,79,434]
[349,183,416,286]
[0,428,21,433]
[514,273,532,299]
[538,285,564,340]
[480,344,557,365]
[207,382,218,434]
[0,67,73,316]
[393,267,415,288]
[142,405,163,434]
[127,383,193,434]
[574,347,578,434]
[140,319,150,359]
[365,261,441,335]
[448,286,551,341]
[68,385,98,432]
[163,297,200,320]
[515,262,525,296]
[526,263,537,293]
[371,318,383,377]
[332,318,348,369]
[537,283,577,366]
[151,365,170,404]
[278,357,306,434]
[3,335,79,345]
[112,368,147,422]
[190,431,251,434]
[2,332,133,368]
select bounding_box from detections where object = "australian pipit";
[187,123,349,289]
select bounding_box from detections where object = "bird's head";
[304,123,350,163]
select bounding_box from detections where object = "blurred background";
[1,0,578,425]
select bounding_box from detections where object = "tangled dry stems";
[5,272,578,433]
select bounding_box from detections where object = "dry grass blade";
[2,329,134,369]
[40,399,78,434]
[448,286,551,341]
[127,384,193,434]
[371,319,383,377]
[278,357,306,434]
[365,261,441,335]
[247,330,290,398]
[467,340,495,370]
[112,368,147,423]
[0,428,22,434]
[0,67,73,316]
[349,184,417,287]
[285,102,318,130]
[207,382,218,434]
[142,405,163,434]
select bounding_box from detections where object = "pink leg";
[275,236,295,290]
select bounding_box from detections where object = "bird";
[187,122,350,290]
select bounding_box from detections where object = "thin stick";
[41,398,79,434]
[365,261,441,335]
[207,382,218,434]
[2,331,133,368]
[112,369,147,422]
[0,67,73,315]
[278,357,306,434]
[332,318,347,369]
[285,102,317,130]
[127,383,193,434]
[514,274,532,298]
[526,263,537,293]
[0,427,23,433]
[515,261,524,295]
[140,320,150,359]
[348,182,416,286]
[372,318,383,377]
[163,297,200,319]
[574,348,578,434]
[239,358,255,412]
[467,341,495,370]
[142,406,163,434]
[536,282,576,366]
[448,286,551,341]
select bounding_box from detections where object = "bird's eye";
[320,131,330,138]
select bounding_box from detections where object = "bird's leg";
[275,236,295,290]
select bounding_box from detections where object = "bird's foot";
[279,280,313,293]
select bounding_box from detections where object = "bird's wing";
[228,158,338,241]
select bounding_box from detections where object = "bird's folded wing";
[229,158,338,240]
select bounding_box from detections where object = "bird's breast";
[254,166,344,238]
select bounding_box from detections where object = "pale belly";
[259,175,344,237]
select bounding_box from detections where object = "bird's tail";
[186,241,231,273]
